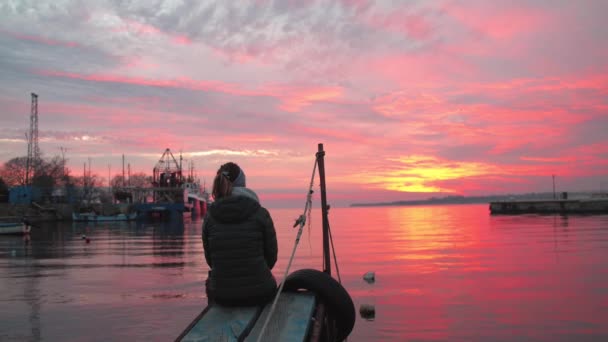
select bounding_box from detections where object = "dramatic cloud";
[0,0,606,207]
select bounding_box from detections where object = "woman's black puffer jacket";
[202,193,278,306]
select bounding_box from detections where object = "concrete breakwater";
[0,202,134,222]
[489,199,608,214]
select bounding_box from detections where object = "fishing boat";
[183,181,209,216]
[72,212,137,222]
[182,160,210,216]
[0,221,31,235]
[176,144,355,342]
[135,148,190,219]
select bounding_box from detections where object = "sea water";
[1,204,607,341]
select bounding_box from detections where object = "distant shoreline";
[349,192,598,208]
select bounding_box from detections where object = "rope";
[327,221,342,283]
[307,191,313,255]
[255,159,318,342]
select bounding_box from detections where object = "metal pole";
[552,175,556,199]
[25,132,30,185]
[122,154,125,187]
[317,143,331,275]
[60,147,67,179]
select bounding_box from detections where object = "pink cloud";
[35,69,257,96]
[219,135,277,143]
[368,69,604,156]
[42,101,153,125]
[373,92,442,118]
[2,2,606,205]
[172,35,192,46]
[443,2,553,41]
[364,48,477,87]
[275,86,343,112]
[366,11,434,40]
[520,156,578,163]
[121,56,159,71]
[112,19,193,46]
[0,29,80,48]
[284,124,368,144]
[36,69,345,113]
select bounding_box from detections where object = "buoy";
[85,238,90,244]
[359,304,375,321]
[363,271,375,284]
[283,269,355,341]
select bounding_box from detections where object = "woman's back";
[202,162,278,306]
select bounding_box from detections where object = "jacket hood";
[231,187,259,202]
[209,193,260,223]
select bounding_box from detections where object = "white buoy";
[363,271,375,284]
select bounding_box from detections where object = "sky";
[0,0,606,208]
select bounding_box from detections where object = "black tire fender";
[283,269,355,341]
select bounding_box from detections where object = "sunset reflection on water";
[300,205,608,341]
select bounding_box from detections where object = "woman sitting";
[202,162,278,306]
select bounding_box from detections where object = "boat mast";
[317,143,331,275]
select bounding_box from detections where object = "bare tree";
[1,157,28,186]
[1,154,71,188]
[129,172,151,188]
[111,172,151,188]
[110,174,126,188]
[37,156,67,186]
[72,174,104,204]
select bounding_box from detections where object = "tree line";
[0,154,151,203]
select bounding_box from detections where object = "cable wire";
[254,159,318,342]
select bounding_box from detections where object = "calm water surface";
[1,204,608,341]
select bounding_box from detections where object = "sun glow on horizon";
[348,155,499,193]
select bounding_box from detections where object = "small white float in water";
[363,271,375,284]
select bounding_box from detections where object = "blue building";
[9,186,41,205]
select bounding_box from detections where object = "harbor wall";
[489,199,608,214]
[0,202,133,221]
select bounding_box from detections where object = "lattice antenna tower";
[26,93,40,185]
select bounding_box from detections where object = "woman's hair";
[212,162,241,200]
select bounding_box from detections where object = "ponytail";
[212,169,233,200]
